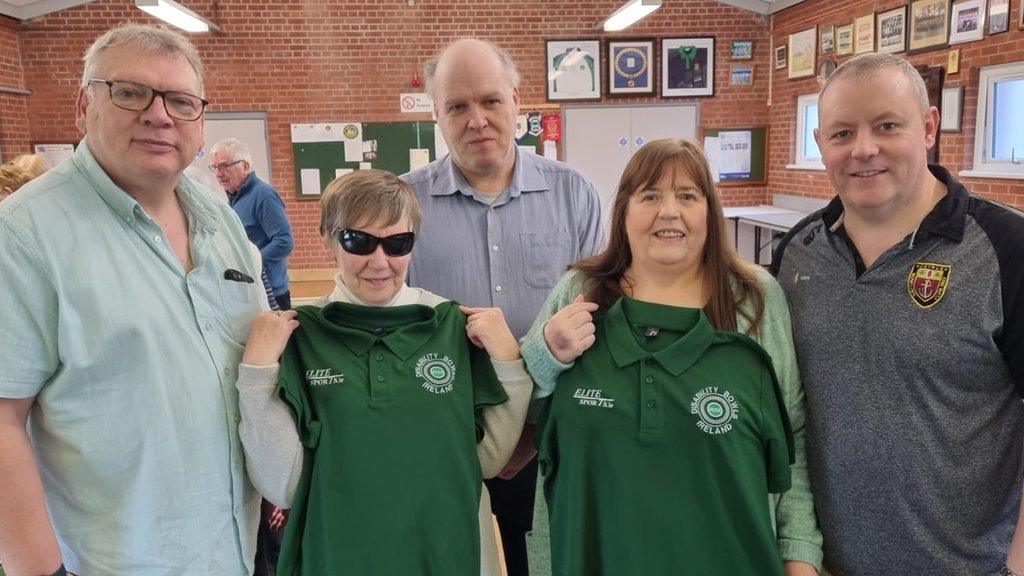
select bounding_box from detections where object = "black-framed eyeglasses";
[88,79,208,121]
[209,159,245,172]
[338,229,416,257]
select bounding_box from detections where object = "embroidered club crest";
[690,387,739,435]
[907,261,951,309]
[414,353,456,394]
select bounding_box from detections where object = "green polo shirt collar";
[72,137,220,233]
[319,300,441,359]
[605,297,715,376]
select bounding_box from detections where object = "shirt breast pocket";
[520,232,573,289]
[217,278,259,345]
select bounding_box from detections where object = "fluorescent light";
[601,0,662,32]
[135,0,217,33]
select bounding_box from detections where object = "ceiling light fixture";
[135,0,219,33]
[600,0,662,32]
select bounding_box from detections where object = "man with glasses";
[0,24,265,576]
[402,38,604,576]
[211,138,295,310]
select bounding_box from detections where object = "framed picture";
[788,27,816,79]
[731,40,753,60]
[546,39,601,101]
[818,58,838,82]
[1020,0,1024,28]
[855,13,876,53]
[949,0,986,43]
[947,47,960,73]
[837,23,855,55]
[820,25,835,53]
[940,85,963,132]
[662,37,715,97]
[775,44,787,69]
[988,0,1010,33]
[730,64,753,85]
[909,0,951,52]
[878,6,909,53]
[607,39,655,96]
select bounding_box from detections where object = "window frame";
[964,60,1024,180]
[788,92,825,171]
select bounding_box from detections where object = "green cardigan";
[520,266,823,570]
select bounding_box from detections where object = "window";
[967,60,1024,179]
[788,93,824,170]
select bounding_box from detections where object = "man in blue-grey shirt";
[212,138,295,309]
[402,38,603,576]
[0,24,265,576]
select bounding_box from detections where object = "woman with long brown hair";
[521,138,821,575]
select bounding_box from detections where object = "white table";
[723,206,808,264]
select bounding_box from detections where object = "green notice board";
[702,126,768,185]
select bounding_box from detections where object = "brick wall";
[0,16,30,159]
[16,0,774,268]
[769,0,1024,209]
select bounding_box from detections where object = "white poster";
[300,168,322,196]
[33,143,75,169]
[718,131,752,180]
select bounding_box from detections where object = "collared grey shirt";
[402,149,604,338]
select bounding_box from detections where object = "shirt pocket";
[217,278,259,346]
[520,232,573,289]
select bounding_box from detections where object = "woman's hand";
[543,294,599,364]
[460,306,520,362]
[241,310,300,366]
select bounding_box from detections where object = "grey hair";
[819,53,929,114]
[210,138,253,165]
[423,38,520,103]
[81,23,205,95]
[319,170,423,246]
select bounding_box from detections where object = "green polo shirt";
[537,297,793,575]
[276,300,508,576]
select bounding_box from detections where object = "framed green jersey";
[537,297,793,575]
[275,300,508,576]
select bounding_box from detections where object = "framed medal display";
[606,38,656,96]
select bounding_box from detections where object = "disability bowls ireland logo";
[415,352,456,394]
[690,387,739,435]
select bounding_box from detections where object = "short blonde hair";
[318,170,422,246]
[0,154,50,192]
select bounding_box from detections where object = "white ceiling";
[715,0,808,15]
[0,0,94,19]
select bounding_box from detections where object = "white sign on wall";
[399,93,434,114]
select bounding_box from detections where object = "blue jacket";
[229,172,294,295]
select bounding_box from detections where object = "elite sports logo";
[414,353,456,394]
[305,368,344,387]
[907,261,951,309]
[572,388,615,408]
[690,387,739,435]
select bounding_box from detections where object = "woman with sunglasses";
[235,170,533,576]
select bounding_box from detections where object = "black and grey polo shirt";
[771,165,1024,575]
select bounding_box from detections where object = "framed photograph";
[818,58,838,82]
[1020,0,1024,28]
[662,37,715,97]
[775,44,787,69]
[820,25,836,53]
[909,0,951,52]
[730,64,753,85]
[877,6,909,53]
[940,85,963,132]
[949,0,986,43]
[837,23,855,55]
[788,27,817,79]
[855,13,876,53]
[546,39,601,101]
[947,47,960,73]
[731,40,753,60]
[988,0,1010,33]
[607,39,656,96]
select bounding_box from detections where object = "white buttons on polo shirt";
[492,245,499,251]
[495,285,503,292]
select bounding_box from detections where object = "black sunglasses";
[338,229,416,256]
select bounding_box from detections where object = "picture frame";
[940,85,963,132]
[662,37,715,97]
[947,47,960,73]
[988,0,1010,34]
[788,27,817,79]
[855,13,876,54]
[546,39,602,101]
[606,38,656,96]
[949,0,986,44]
[836,23,855,55]
[730,64,754,85]
[1020,0,1024,28]
[820,25,836,54]
[731,39,753,60]
[878,5,909,53]
[909,0,951,53]
[775,44,788,69]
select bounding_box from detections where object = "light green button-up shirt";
[0,140,266,576]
